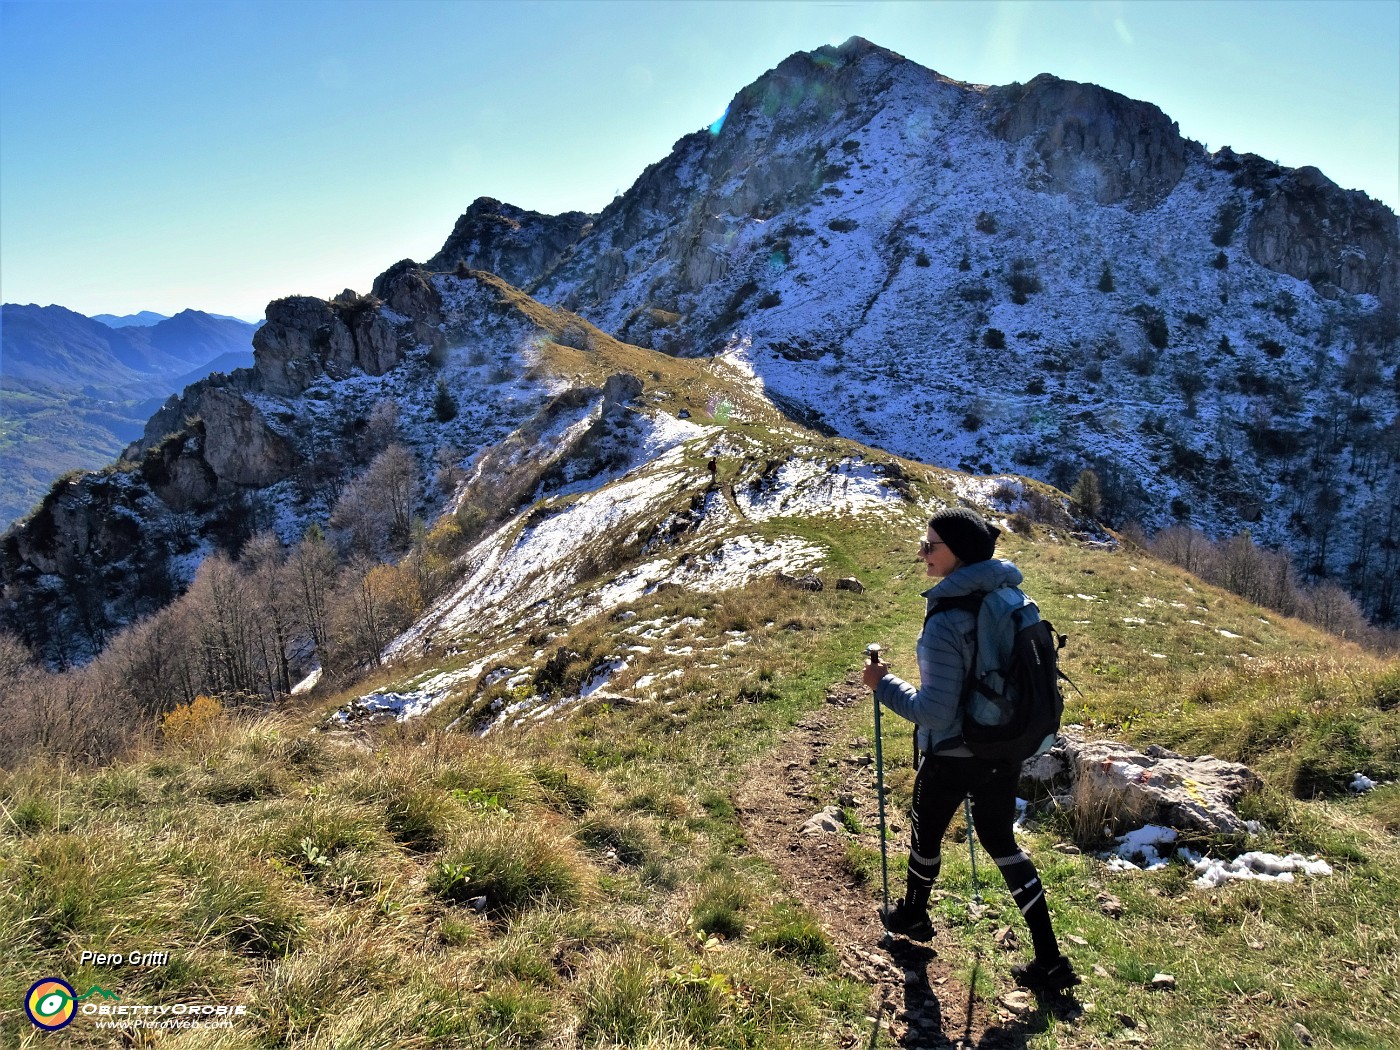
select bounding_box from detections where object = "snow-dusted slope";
[480,39,1397,620]
[338,423,953,728]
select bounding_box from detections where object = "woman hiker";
[861,507,1079,993]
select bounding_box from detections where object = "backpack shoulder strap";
[924,592,984,625]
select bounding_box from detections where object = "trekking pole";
[964,796,983,905]
[866,643,890,910]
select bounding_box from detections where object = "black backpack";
[926,586,1071,763]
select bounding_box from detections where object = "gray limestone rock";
[1022,731,1262,836]
[988,73,1190,210]
[1247,165,1400,307]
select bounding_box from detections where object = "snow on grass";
[947,474,1029,512]
[386,451,694,658]
[588,534,825,614]
[734,457,904,520]
[1191,853,1334,888]
[477,656,631,735]
[334,665,481,723]
[1102,824,1335,887]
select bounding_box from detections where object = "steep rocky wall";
[1246,166,1400,307]
[988,73,1191,210]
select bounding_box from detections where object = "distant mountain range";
[92,310,256,328]
[0,305,261,526]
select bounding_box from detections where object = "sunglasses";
[918,539,948,556]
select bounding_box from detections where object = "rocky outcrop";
[989,73,1190,209]
[137,431,218,512]
[1246,166,1400,306]
[424,198,593,291]
[198,388,300,486]
[5,473,144,579]
[371,259,448,351]
[253,293,400,397]
[1023,732,1262,836]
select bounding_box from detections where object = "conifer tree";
[1070,468,1103,520]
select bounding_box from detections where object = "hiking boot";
[1011,955,1081,992]
[878,898,934,941]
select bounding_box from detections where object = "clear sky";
[2,0,1396,322]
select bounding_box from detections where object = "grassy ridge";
[2,460,1398,1047]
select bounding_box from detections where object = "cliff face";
[1246,166,1400,307]
[988,73,1193,210]
[424,199,593,291]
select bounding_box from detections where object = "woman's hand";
[862,660,889,691]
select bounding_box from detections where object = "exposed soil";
[735,672,1068,1049]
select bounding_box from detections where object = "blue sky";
[2,0,1396,321]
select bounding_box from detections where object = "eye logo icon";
[26,978,77,1030]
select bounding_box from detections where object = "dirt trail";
[735,673,1047,1049]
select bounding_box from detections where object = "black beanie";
[928,507,1000,564]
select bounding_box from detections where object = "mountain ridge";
[2,37,1396,668]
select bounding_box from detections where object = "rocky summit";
[2,37,1396,664]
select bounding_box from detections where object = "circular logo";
[26,978,77,1030]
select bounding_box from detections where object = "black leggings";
[910,756,1022,861]
[904,755,1060,962]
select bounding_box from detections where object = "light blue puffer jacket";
[874,558,1024,756]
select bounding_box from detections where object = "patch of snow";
[1101,825,1335,888]
[1105,825,1178,871]
[1350,773,1378,793]
[335,665,480,723]
[1192,852,1333,888]
[1217,628,1244,639]
[581,658,627,697]
[590,534,825,614]
[734,457,905,521]
[478,655,626,734]
[290,667,322,695]
[948,474,1029,510]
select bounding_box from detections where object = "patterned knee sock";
[995,851,1059,961]
[905,848,941,911]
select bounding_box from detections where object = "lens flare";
[706,394,733,422]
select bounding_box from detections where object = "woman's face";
[920,527,962,578]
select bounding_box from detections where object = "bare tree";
[187,554,261,700]
[329,443,420,558]
[289,525,337,660]
[1150,525,1218,579]
[242,532,299,698]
